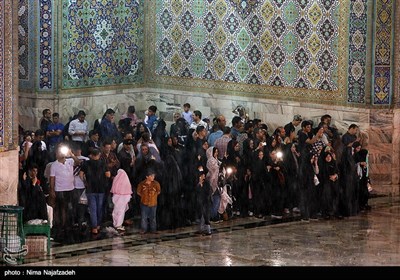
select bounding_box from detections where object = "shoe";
[211,219,222,224]
[80,222,88,231]
[203,225,212,235]
[116,226,125,231]
[292,207,300,213]
[284,208,290,214]
[248,211,254,217]
[91,228,98,234]
[271,215,283,219]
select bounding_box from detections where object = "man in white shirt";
[68,110,89,149]
[190,110,208,131]
[49,144,79,233]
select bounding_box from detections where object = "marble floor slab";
[2,196,399,269]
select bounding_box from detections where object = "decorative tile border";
[18,0,35,90]
[372,0,394,105]
[347,0,369,103]
[395,0,400,107]
[38,0,52,89]
[0,0,19,151]
[0,0,4,147]
[18,0,28,81]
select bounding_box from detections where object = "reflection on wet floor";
[11,196,400,266]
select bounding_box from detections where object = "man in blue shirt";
[100,108,119,142]
[46,112,64,159]
[145,105,158,133]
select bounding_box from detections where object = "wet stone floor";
[4,196,400,267]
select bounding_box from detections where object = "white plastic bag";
[79,190,88,205]
[314,175,320,186]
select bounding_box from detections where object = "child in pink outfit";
[110,169,133,231]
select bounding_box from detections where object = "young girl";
[110,169,133,232]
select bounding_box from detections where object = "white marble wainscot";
[0,150,19,205]
[141,88,372,136]
[55,88,183,130]
[368,109,394,193]
[20,88,371,136]
[19,92,57,131]
[19,89,145,131]
[392,109,400,193]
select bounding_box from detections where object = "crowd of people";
[17,104,372,239]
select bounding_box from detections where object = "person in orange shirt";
[137,169,161,234]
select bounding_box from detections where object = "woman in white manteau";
[110,169,133,231]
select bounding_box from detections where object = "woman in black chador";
[267,149,287,218]
[299,151,319,220]
[226,139,245,216]
[195,170,212,235]
[25,140,50,194]
[158,140,184,230]
[354,147,371,211]
[318,149,340,218]
[251,149,269,218]
[18,164,48,223]
[339,146,359,216]
[152,119,168,149]
[282,143,301,213]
